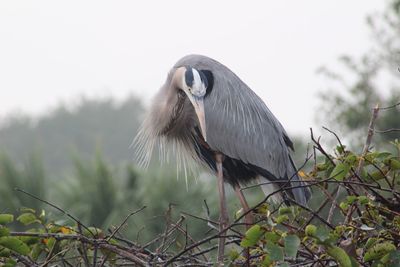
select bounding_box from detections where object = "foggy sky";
[0,1,383,135]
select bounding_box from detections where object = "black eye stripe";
[199,69,214,97]
[184,67,194,87]
[184,67,214,97]
[198,71,208,88]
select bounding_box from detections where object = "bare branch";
[106,206,146,242]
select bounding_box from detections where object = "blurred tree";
[57,151,119,228]
[128,168,217,244]
[52,151,222,244]
[317,0,400,147]
[0,95,144,177]
[0,152,46,212]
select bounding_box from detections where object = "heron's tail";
[259,176,311,206]
[287,173,311,206]
[286,157,311,206]
[258,159,311,206]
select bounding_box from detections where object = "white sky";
[0,1,383,135]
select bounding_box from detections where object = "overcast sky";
[0,1,383,135]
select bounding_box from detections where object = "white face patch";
[191,69,206,97]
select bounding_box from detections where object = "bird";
[134,54,311,261]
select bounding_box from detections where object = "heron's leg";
[234,185,254,229]
[215,153,228,264]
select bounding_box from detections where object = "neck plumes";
[133,67,188,167]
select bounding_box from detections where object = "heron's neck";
[148,85,180,135]
[160,92,185,135]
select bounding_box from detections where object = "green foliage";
[0,215,13,225]
[0,120,398,266]
[60,151,119,227]
[284,235,300,258]
[0,3,399,264]
[227,140,400,266]
[0,237,30,256]
[240,225,263,248]
[326,246,352,267]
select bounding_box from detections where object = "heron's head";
[172,66,208,141]
[133,64,211,167]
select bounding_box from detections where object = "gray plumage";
[135,54,310,205]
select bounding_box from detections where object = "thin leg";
[234,185,254,229]
[215,153,228,265]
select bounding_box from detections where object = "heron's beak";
[189,95,207,141]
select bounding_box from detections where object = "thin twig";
[14,188,94,237]
[378,101,400,110]
[11,252,39,267]
[345,104,380,224]
[375,128,400,133]
[106,206,146,242]
[10,232,148,266]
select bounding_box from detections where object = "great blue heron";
[134,54,311,261]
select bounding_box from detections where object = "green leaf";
[284,235,300,258]
[265,231,281,244]
[376,152,392,160]
[358,196,369,205]
[4,258,17,267]
[228,249,239,261]
[334,225,345,236]
[261,254,271,267]
[305,224,317,236]
[0,226,10,237]
[276,214,289,224]
[339,202,349,210]
[364,242,396,262]
[314,227,330,242]
[388,158,400,170]
[365,152,378,162]
[240,225,263,248]
[369,170,386,181]
[330,163,350,181]
[327,246,352,267]
[19,208,36,213]
[266,241,284,261]
[364,237,378,250]
[0,214,14,225]
[38,209,46,220]
[278,207,291,215]
[316,163,329,171]
[344,153,357,164]
[336,145,346,154]
[19,234,39,245]
[0,248,11,257]
[346,195,357,204]
[31,243,43,261]
[46,237,56,249]
[83,227,103,238]
[17,213,39,226]
[0,237,30,255]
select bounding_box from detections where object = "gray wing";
[175,55,310,204]
[176,55,292,179]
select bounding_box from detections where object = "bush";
[0,134,399,266]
